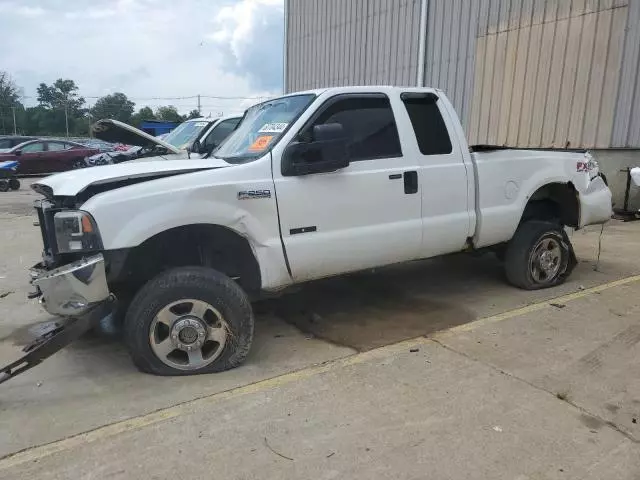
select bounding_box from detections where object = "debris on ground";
[492,426,503,432]
[0,291,13,299]
[264,437,294,461]
[409,348,419,353]
[550,303,566,309]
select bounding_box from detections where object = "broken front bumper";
[30,254,111,317]
[0,254,113,385]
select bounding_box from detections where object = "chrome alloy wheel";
[529,237,563,285]
[149,299,229,370]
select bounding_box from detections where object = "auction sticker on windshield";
[248,135,274,152]
[259,123,288,133]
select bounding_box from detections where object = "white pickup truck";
[1,86,612,383]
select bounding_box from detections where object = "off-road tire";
[124,266,254,376]
[505,221,575,290]
[8,178,20,190]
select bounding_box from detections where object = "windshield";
[163,120,211,149]
[214,94,316,163]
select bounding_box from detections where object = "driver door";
[273,93,423,282]
[16,141,46,174]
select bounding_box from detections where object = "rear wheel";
[8,178,20,190]
[124,266,254,376]
[505,221,575,290]
[0,180,8,192]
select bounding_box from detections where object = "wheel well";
[108,224,262,295]
[523,183,579,227]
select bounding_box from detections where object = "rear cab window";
[401,92,453,155]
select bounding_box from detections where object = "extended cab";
[8,86,612,381]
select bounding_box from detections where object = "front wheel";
[505,221,576,290]
[124,266,254,376]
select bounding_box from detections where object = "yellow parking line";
[437,274,640,335]
[0,337,427,470]
[1,273,639,470]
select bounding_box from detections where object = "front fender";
[81,171,291,290]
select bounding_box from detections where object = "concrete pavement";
[2,278,639,479]
[0,182,639,478]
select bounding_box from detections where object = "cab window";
[306,95,402,162]
[204,118,241,151]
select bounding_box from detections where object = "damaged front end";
[0,200,115,385]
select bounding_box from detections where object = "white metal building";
[285,0,640,207]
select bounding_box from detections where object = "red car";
[0,139,100,175]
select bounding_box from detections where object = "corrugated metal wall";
[424,0,640,148]
[286,0,640,148]
[285,0,422,92]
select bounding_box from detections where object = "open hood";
[33,158,231,197]
[91,119,182,154]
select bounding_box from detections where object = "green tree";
[0,72,22,134]
[35,78,86,135]
[37,79,85,112]
[186,109,201,120]
[155,105,185,123]
[90,92,135,123]
[0,72,20,106]
[130,106,155,127]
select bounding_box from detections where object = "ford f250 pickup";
[0,86,612,383]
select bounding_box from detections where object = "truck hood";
[91,119,182,154]
[33,158,230,197]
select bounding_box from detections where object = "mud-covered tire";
[8,178,20,190]
[505,221,575,290]
[124,266,254,376]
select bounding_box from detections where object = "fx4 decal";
[576,159,597,172]
[238,189,271,200]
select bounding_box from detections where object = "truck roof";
[282,85,441,98]
[185,115,241,123]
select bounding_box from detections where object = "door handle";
[388,173,402,180]
[404,171,418,194]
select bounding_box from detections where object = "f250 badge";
[238,189,271,200]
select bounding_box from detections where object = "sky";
[0,0,284,116]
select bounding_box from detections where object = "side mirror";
[282,123,350,176]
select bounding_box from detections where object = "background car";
[84,145,143,167]
[74,138,120,152]
[86,116,242,166]
[0,136,37,152]
[0,139,100,174]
